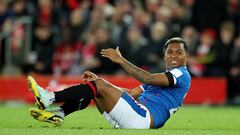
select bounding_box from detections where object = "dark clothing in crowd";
[92,41,120,74]
[191,0,229,32]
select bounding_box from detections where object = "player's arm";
[128,86,143,99]
[101,47,173,86]
[115,86,143,99]
[121,86,143,99]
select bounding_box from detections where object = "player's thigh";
[94,78,123,113]
[108,92,151,129]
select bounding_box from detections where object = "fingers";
[82,71,92,78]
[101,48,115,55]
[100,47,122,63]
[82,71,97,82]
[83,71,95,77]
[101,48,115,58]
[101,53,111,59]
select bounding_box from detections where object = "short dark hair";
[164,37,188,52]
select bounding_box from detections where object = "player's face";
[164,43,188,69]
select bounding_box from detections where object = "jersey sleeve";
[169,68,184,87]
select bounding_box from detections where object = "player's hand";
[82,71,99,82]
[101,47,123,64]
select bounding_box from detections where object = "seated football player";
[28,37,191,129]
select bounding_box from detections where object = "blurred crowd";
[0,0,240,103]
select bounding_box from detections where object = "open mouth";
[170,60,178,64]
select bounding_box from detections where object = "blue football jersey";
[138,66,191,128]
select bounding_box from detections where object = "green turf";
[0,105,240,135]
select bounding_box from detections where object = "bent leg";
[93,78,123,113]
[93,78,151,129]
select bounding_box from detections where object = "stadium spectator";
[120,25,149,70]
[0,0,12,68]
[131,7,152,39]
[190,0,230,32]
[34,24,55,74]
[87,25,120,74]
[78,32,100,73]
[228,0,240,36]
[170,1,190,35]
[27,37,191,129]
[64,0,82,11]
[9,0,30,65]
[0,0,11,28]
[68,7,88,43]
[188,29,217,77]
[154,5,173,34]
[181,25,199,56]
[35,0,58,26]
[83,7,104,35]
[228,36,240,104]
[12,0,28,17]
[22,24,55,74]
[144,0,159,14]
[52,27,83,75]
[213,21,235,77]
[141,21,168,72]
[108,5,129,44]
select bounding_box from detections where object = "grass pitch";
[0,104,240,135]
